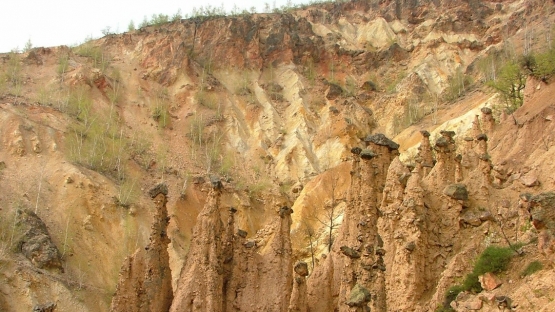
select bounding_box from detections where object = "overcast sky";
[0,0,309,53]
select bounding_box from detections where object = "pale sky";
[0,0,308,53]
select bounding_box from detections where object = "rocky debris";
[110,184,173,312]
[237,229,248,238]
[351,147,362,155]
[520,171,540,187]
[494,295,513,310]
[346,284,371,308]
[362,80,377,92]
[459,211,483,227]
[16,210,62,271]
[147,183,168,198]
[326,83,344,100]
[443,184,468,201]
[364,133,400,150]
[451,292,483,311]
[340,246,361,258]
[33,303,56,312]
[210,175,223,189]
[0,161,6,170]
[527,192,555,255]
[479,272,502,291]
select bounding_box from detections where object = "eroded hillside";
[1,0,555,311]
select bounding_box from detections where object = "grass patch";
[521,261,543,277]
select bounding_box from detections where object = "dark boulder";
[340,246,361,258]
[443,184,469,200]
[346,284,371,307]
[16,210,62,271]
[364,133,400,150]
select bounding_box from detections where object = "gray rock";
[33,303,56,312]
[326,83,343,100]
[340,246,361,258]
[294,261,309,277]
[16,210,62,271]
[351,147,362,155]
[210,175,222,189]
[364,133,400,150]
[360,149,377,160]
[435,137,449,148]
[346,284,371,307]
[237,229,247,238]
[443,184,468,200]
[279,206,292,218]
[440,130,456,138]
[405,242,416,252]
[244,240,256,248]
[477,134,488,141]
[481,107,493,115]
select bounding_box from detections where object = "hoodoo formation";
[1,0,555,311]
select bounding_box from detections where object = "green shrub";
[439,246,514,311]
[474,246,514,275]
[487,61,525,114]
[522,261,543,276]
[532,48,555,81]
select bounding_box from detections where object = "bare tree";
[302,220,317,271]
[316,177,342,252]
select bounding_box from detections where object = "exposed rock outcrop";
[528,192,555,256]
[170,187,226,312]
[110,184,173,312]
[288,262,309,312]
[307,133,400,312]
[15,210,63,272]
[171,182,294,311]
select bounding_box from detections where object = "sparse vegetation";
[439,246,514,311]
[57,53,70,77]
[2,50,23,100]
[443,68,473,102]
[73,39,110,73]
[151,88,172,128]
[521,261,543,277]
